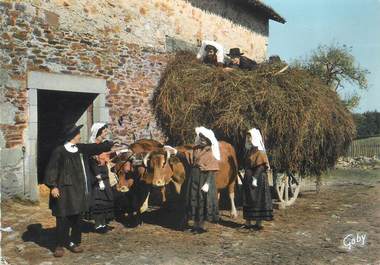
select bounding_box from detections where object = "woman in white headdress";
[182,126,220,234]
[196,40,224,67]
[88,123,115,233]
[242,128,273,230]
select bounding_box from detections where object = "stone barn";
[0,0,285,201]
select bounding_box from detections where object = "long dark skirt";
[91,180,114,223]
[184,167,219,223]
[242,171,273,221]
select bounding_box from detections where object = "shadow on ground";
[142,207,184,231]
[21,224,56,252]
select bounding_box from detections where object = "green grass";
[321,168,380,185]
[354,136,380,145]
[347,136,380,157]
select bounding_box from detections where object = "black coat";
[227,56,257,70]
[44,142,113,217]
[240,56,257,70]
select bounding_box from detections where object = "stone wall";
[0,0,271,200]
[12,0,269,61]
[0,1,170,199]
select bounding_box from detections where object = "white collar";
[64,142,78,153]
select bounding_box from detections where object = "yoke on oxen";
[108,139,167,218]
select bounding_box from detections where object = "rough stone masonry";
[0,0,279,200]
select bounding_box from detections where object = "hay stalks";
[153,52,356,176]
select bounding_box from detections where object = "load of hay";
[153,52,355,176]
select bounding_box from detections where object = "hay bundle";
[153,52,355,175]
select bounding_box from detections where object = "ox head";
[111,150,134,175]
[142,150,173,187]
[110,150,139,191]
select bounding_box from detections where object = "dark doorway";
[37,90,98,183]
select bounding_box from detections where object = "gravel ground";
[1,169,380,265]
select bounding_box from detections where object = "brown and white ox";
[143,141,239,218]
[111,139,164,213]
[112,138,164,186]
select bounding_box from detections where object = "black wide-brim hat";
[62,124,83,142]
[227,48,244,57]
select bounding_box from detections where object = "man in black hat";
[225,48,258,70]
[44,124,113,257]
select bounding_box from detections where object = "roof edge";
[246,0,286,24]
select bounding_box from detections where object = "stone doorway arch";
[26,72,108,201]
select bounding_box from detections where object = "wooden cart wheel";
[275,172,302,206]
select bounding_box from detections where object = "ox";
[110,139,164,225]
[143,141,239,218]
[113,139,163,188]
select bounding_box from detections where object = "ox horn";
[143,152,151,167]
[164,145,178,155]
[110,148,131,162]
[163,145,177,166]
[115,147,130,154]
[163,150,171,167]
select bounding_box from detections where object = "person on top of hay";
[88,123,116,233]
[44,124,113,257]
[241,128,273,230]
[225,48,258,71]
[182,126,220,234]
[196,40,224,67]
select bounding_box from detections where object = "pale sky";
[266,0,380,113]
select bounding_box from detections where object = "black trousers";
[56,215,81,247]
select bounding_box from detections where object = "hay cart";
[154,52,356,210]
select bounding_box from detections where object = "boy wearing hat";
[44,124,113,257]
[225,48,258,70]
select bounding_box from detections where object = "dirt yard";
[1,169,380,265]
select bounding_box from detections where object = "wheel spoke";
[275,172,302,207]
[285,176,289,202]
[279,182,285,201]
